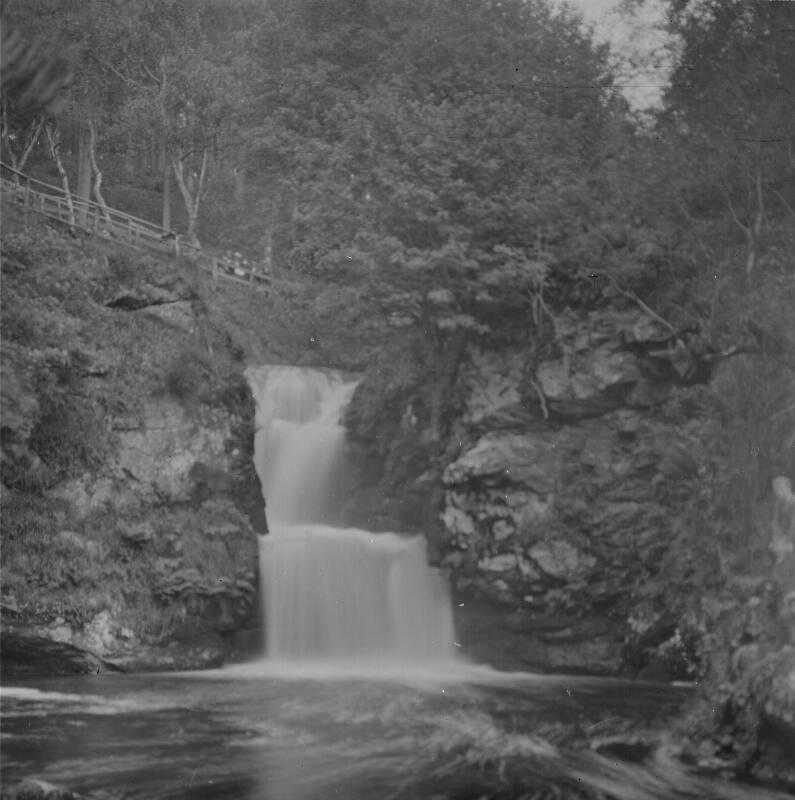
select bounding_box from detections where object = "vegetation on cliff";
[0,210,275,665]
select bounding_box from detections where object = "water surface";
[1,665,786,800]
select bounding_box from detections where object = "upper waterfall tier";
[247,366,358,526]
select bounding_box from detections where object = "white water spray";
[247,366,456,665]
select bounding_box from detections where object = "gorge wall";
[0,221,270,674]
[346,307,795,680]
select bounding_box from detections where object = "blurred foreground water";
[2,664,790,800]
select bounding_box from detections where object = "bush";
[28,393,110,486]
[163,348,211,403]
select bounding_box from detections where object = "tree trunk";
[44,123,76,233]
[428,330,467,443]
[233,165,245,207]
[123,133,135,177]
[172,147,208,248]
[1,101,44,177]
[87,119,111,223]
[725,166,765,288]
[161,136,171,232]
[75,121,92,225]
[263,226,273,276]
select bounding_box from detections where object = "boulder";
[443,432,560,493]
[528,540,595,580]
[0,631,111,678]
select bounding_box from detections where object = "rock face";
[347,309,718,673]
[0,234,267,675]
[2,395,262,672]
[53,399,235,510]
[0,629,114,678]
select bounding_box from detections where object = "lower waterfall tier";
[260,525,456,663]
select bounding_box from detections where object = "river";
[1,664,788,799]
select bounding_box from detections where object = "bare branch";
[724,186,748,235]
[604,273,678,338]
[85,50,150,91]
[529,378,549,420]
[142,62,163,89]
[18,117,44,169]
[44,122,76,232]
[589,223,681,337]
[771,187,795,221]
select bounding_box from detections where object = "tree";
[662,0,795,285]
[245,0,614,328]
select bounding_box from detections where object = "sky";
[558,0,673,109]
[566,0,620,24]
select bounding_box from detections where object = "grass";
[0,493,258,642]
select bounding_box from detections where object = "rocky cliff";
[347,306,794,675]
[0,218,271,674]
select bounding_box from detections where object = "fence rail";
[0,161,271,291]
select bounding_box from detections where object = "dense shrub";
[163,348,212,403]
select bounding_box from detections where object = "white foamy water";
[0,686,169,715]
[246,366,457,665]
[247,366,357,526]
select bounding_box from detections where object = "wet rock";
[524,638,623,675]
[453,600,623,674]
[0,631,110,678]
[105,636,226,672]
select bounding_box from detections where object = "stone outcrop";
[52,399,234,511]
[347,309,723,673]
[0,628,116,678]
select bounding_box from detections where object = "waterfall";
[247,365,456,665]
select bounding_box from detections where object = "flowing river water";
[1,367,789,799]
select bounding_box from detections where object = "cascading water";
[247,365,456,665]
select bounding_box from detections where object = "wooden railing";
[0,161,271,291]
